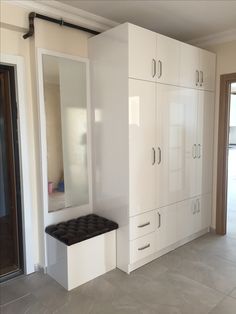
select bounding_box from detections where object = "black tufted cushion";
[45,214,118,246]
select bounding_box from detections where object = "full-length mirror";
[42,54,89,212]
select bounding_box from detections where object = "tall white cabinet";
[89,23,216,273]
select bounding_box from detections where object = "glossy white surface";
[129,79,156,216]
[130,231,156,263]
[179,42,199,89]
[89,23,130,272]
[156,84,199,206]
[46,231,116,291]
[129,209,157,240]
[156,34,180,85]
[128,24,156,82]
[199,49,216,92]
[89,22,215,274]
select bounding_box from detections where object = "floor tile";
[0,277,30,306]
[209,296,236,314]
[156,242,236,294]
[0,293,50,314]
[229,287,236,299]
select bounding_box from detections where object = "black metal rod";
[23,12,100,39]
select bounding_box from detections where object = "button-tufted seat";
[45,214,118,246]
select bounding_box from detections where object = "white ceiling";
[57,0,236,42]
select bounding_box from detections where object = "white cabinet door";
[156,84,186,207]
[193,197,202,234]
[129,79,156,216]
[156,204,178,251]
[156,34,180,85]
[196,91,214,196]
[180,42,199,89]
[199,49,216,91]
[177,199,194,241]
[201,193,212,229]
[128,24,157,82]
[156,85,199,207]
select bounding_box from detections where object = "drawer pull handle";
[138,222,150,228]
[138,244,150,251]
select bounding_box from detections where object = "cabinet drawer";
[130,232,156,264]
[130,210,157,240]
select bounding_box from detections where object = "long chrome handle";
[196,70,199,86]
[158,212,161,228]
[197,144,201,158]
[152,59,156,77]
[200,71,203,86]
[152,147,156,165]
[193,200,196,214]
[158,60,162,78]
[157,147,161,164]
[138,244,150,251]
[192,144,197,159]
[138,222,150,228]
[197,199,200,213]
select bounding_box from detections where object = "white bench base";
[46,230,116,290]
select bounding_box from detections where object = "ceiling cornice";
[3,0,118,32]
[188,28,236,48]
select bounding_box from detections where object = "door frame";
[216,72,236,235]
[0,53,35,274]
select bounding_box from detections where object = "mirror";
[42,54,89,212]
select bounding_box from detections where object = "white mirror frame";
[36,49,93,268]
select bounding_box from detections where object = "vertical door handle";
[152,59,156,77]
[157,147,161,164]
[196,70,199,86]
[157,60,162,78]
[193,200,196,214]
[158,212,161,228]
[197,199,200,213]
[152,147,156,165]
[192,144,197,159]
[197,144,201,158]
[200,71,203,86]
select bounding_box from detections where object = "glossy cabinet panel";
[199,49,216,91]
[156,34,180,85]
[156,84,198,207]
[129,24,157,82]
[180,42,199,89]
[130,210,157,240]
[201,92,214,195]
[129,79,156,216]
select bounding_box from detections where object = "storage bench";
[45,214,118,290]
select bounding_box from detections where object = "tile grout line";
[0,292,31,308]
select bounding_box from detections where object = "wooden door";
[0,64,23,280]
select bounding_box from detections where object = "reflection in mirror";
[42,55,89,212]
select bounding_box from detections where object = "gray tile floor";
[1,233,236,314]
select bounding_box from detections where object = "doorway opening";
[227,82,236,237]
[0,64,24,281]
[216,73,236,235]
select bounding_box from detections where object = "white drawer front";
[130,210,157,240]
[130,232,156,264]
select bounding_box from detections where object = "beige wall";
[204,40,236,228]
[0,1,91,266]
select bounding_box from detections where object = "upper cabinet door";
[156,34,180,86]
[199,49,216,91]
[129,79,156,216]
[180,43,200,89]
[128,24,157,82]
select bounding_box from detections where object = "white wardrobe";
[89,23,216,273]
